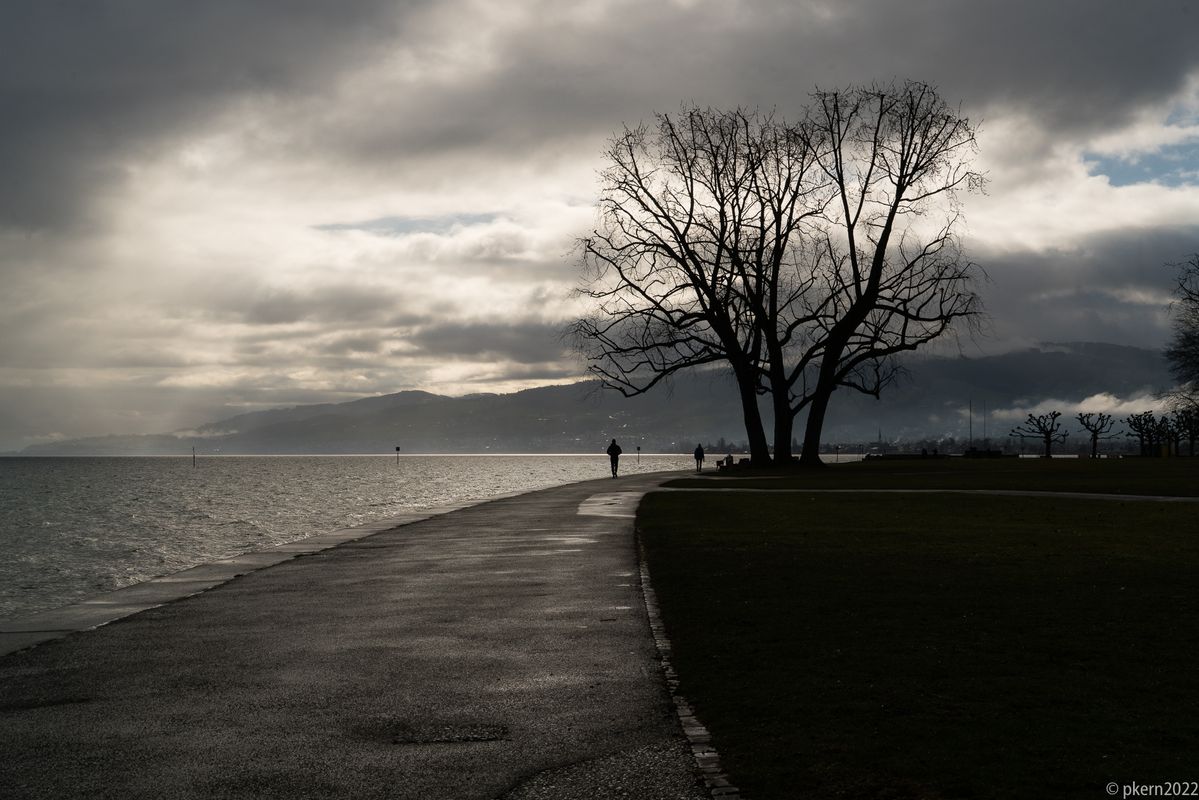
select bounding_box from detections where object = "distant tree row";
[1125,410,1199,457]
[1008,412,1072,458]
[1008,410,1199,458]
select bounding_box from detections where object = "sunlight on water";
[0,454,691,619]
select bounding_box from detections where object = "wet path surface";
[0,472,706,800]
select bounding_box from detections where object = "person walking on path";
[606,439,622,477]
[693,444,705,473]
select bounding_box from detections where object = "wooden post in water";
[192,446,196,469]
[636,445,640,465]
[395,445,401,465]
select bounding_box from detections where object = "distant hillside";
[20,342,1172,455]
[819,341,1171,444]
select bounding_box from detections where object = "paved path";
[0,472,707,800]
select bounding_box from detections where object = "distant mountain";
[817,341,1170,444]
[20,342,1172,455]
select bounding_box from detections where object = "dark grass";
[639,487,1199,799]
[667,456,1199,496]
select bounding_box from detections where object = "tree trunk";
[798,325,859,467]
[1043,435,1052,458]
[731,366,771,467]
[771,389,793,464]
[1091,435,1098,459]
[798,383,835,467]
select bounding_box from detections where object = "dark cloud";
[318,333,386,356]
[408,321,571,363]
[0,0,414,230]
[6,0,1197,229]
[203,285,406,326]
[321,0,1199,170]
[977,224,1199,348]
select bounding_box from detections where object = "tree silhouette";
[572,107,806,466]
[1173,409,1198,457]
[793,81,983,466]
[1124,411,1159,457]
[1164,254,1199,411]
[1075,412,1118,459]
[1009,411,1068,458]
[574,82,982,467]
[573,106,835,466]
[1156,415,1180,457]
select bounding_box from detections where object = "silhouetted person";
[606,439,622,477]
[693,444,705,473]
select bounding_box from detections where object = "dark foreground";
[640,459,1199,800]
[0,473,705,800]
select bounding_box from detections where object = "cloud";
[315,213,499,235]
[0,1,419,231]
[989,391,1165,423]
[171,428,237,440]
[408,321,571,362]
[4,0,1199,447]
[971,225,1199,351]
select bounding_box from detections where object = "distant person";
[693,444,705,473]
[606,439,622,478]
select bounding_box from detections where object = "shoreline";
[0,476,633,658]
[1,455,692,625]
[0,469,707,799]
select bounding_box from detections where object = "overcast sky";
[3,0,1199,449]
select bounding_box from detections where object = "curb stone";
[637,532,745,800]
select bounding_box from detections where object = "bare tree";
[1164,254,1199,411]
[791,81,984,465]
[1075,412,1118,458]
[1124,411,1158,457]
[1009,411,1068,458]
[1156,415,1180,457]
[573,107,831,465]
[574,83,982,467]
[1173,409,1198,456]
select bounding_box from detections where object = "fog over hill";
[17,343,1171,455]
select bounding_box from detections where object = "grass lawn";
[668,455,1199,496]
[638,470,1199,799]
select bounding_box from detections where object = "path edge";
[636,520,745,799]
[0,483,550,657]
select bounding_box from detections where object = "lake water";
[0,454,692,620]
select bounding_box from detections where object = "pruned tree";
[1076,412,1118,459]
[1009,411,1068,458]
[1125,411,1159,457]
[1173,409,1198,457]
[1156,415,1180,457]
[1164,254,1199,411]
[792,81,984,465]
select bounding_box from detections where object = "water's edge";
[0,481,555,657]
